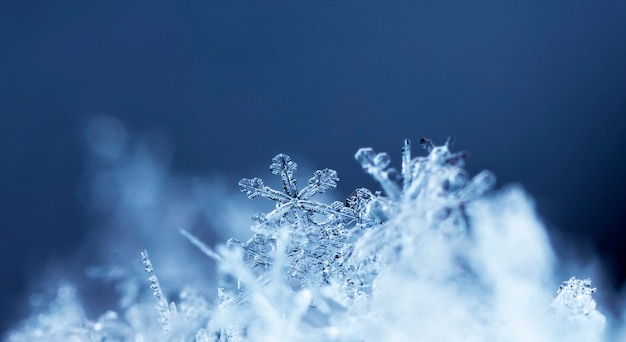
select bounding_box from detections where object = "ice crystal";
[141,249,177,333]
[213,139,524,340]
[237,153,356,229]
[355,137,495,231]
[7,136,613,341]
[229,154,366,297]
[551,277,605,324]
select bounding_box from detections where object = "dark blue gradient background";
[1,1,625,334]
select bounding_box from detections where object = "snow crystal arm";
[180,229,222,261]
[424,137,467,166]
[238,177,291,203]
[312,200,358,225]
[344,187,382,227]
[355,148,401,199]
[459,170,496,200]
[141,250,175,333]
[226,237,274,268]
[420,137,435,152]
[401,139,412,194]
[299,199,356,220]
[298,168,339,200]
[261,202,294,225]
[345,188,375,211]
[270,154,298,197]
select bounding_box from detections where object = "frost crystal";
[551,277,605,324]
[7,137,612,341]
[213,139,502,338]
[237,154,351,228]
[141,249,177,333]
[230,154,364,294]
[355,137,495,229]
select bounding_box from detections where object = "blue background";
[1,1,625,333]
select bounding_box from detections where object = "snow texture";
[7,129,620,341]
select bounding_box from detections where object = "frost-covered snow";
[6,124,622,341]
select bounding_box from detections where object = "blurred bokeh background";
[1,1,625,335]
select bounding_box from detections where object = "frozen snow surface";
[8,137,622,341]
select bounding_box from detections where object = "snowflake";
[355,138,495,228]
[227,153,375,301]
[551,277,604,320]
[236,154,378,230]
